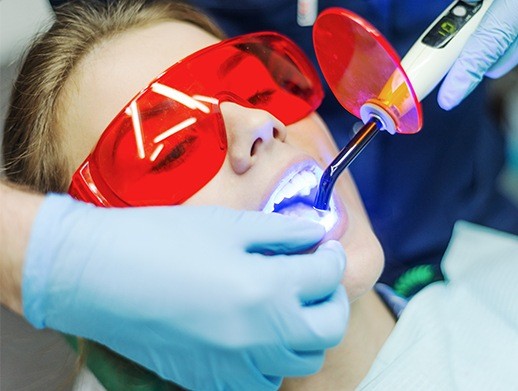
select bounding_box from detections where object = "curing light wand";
[312,0,494,212]
[313,117,382,211]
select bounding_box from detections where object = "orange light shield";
[313,8,422,134]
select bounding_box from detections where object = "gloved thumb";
[438,0,518,110]
[486,39,518,78]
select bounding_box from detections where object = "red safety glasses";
[68,32,323,207]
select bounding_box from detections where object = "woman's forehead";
[81,21,219,123]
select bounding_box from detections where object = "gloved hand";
[438,0,518,110]
[23,194,348,390]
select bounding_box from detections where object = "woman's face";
[58,21,383,301]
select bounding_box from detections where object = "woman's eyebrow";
[218,51,246,77]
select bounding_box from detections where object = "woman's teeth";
[272,170,318,204]
[262,166,339,232]
[262,167,320,214]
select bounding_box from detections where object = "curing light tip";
[313,117,382,211]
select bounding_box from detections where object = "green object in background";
[393,264,443,298]
[64,335,184,391]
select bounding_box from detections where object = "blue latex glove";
[23,194,348,390]
[438,0,518,110]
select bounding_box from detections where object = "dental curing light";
[312,0,494,211]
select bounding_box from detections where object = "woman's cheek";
[289,113,385,301]
[341,233,384,302]
[334,168,385,301]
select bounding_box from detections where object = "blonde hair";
[2,1,225,388]
[2,0,224,193]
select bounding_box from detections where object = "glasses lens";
[215,33,323,123]
[71,33,322,206]
[89,90,226,206]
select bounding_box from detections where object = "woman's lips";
[260,160,348,237]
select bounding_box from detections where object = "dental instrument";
[313,0,494,211]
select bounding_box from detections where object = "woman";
[4,0,384,388]
[3,1,517,390]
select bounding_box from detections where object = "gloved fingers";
[254,345,326,377]
[277,240,346,303]
[157,343,282,391]
[290,285,348,351]
[438,0,518,110]
[204,356,282,391]
[486,38,518,78]
[238,211,326,254]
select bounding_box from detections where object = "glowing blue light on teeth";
[262,166,339,231]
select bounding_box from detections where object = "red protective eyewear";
[68,32,323,207]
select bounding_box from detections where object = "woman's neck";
[281,290,395,390]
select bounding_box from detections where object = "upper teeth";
[273,171,317,203]
[262,166,321,213]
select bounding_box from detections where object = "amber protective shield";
[313,8,422,134]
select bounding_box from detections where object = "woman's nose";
[220,102,288,174]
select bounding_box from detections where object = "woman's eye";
[151,135,196,172]
[248,89,275,105]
